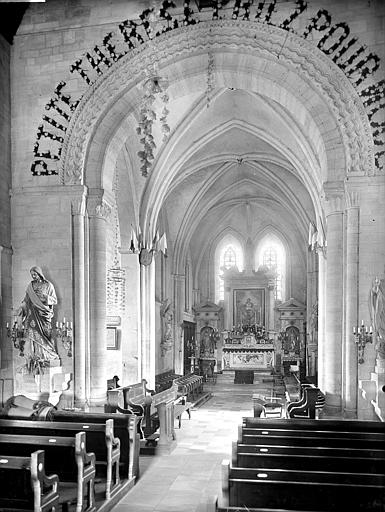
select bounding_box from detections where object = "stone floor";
[111,370,279,512]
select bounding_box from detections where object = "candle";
[370,326,373,334]
[361,319,364,326]
[63,317,66,324]
[70,321,73,329]
[353,326,356,334]
[6,322,9,329]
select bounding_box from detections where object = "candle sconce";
[55,319,73,357]
[6,321,25,356]
[353,321,373,364]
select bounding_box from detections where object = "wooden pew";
[235,441,385,460]
[0,431,96,512]
[239,426,384,449]
[221,459,385,511]
[50,410,140,482]
[233,441,385,474]
[206,494,330,512]
[242,416,385,433]
[0,449,59,512]
[0,418,122,500]
[106,381,192,448]
[286,386,323,419]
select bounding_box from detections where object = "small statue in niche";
[17,266,59,362]
[160,298,173,344]
[369,276,385,359]
[200,325,215,358]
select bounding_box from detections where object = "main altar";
[222,327,274,370]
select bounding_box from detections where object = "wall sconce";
[6,321,25,356]
[353,321,373,364]
[55,318,73,357]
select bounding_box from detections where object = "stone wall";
[0,34,13,385]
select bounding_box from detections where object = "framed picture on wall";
[233,288,265,326]
[107,326,120,350]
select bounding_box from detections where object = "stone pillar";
[120,251,140,385]
[323,184,344,413]
[224,285,231,330]
[87,196,111,406]
[317,247,326,391]
[268,279,275,331]
[344,188,360,418]
[306,248,318,376]
[173,273,185,375]
[140,259,156,389]
[71,194,87,407]
[192,288,200,308]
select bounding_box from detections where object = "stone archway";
[60,21,377,402]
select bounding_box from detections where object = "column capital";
[344,177,365,209]
[322,181,345,215]
[71,194,87,216]
[87,196,112,220]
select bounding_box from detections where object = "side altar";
[222,327,274,370]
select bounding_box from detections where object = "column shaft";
[324,210,344,412]
[88,201,110,405]
[140,261,156,389]
[72,199,86,406]
[344,206,359,417]
[317,250,326,391]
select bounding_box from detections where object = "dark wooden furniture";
[221,460,385,511]
[0,418,122,500]
[0,449,59,512]
[51,410,140,482]
[234,370,254,384]
[286,384,325,418]
[0,431,96,512]
[219,416,385,511]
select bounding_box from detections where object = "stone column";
[173,273,185,375]
[305,247,318,375]
[268,279,275,331]
[71,194,87,407]
[323,184,344,413]
[344,188,360,418]
[317,247,326,391]
[224,286,231,330]
[192,288,200,308]
[87,196,111,406]
[140,258,156,389]
[120,250,140,385]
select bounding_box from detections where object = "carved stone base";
[14,362,71,405]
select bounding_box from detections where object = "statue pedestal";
[15,360,71,405]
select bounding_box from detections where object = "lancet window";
[215,236,243,302]
[257,236,286,301]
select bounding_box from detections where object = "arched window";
[223,246,236,269]
[215,235,244,302]
[256,235,286,301]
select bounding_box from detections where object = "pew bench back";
[0,450,59,512]
[222,460,385,511]
[0,431,96,512]
[0,418,122,500]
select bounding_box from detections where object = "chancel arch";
[3,2,384,424]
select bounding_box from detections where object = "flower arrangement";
[23,354,50,376]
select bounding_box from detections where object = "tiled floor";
[112,370,279,512]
